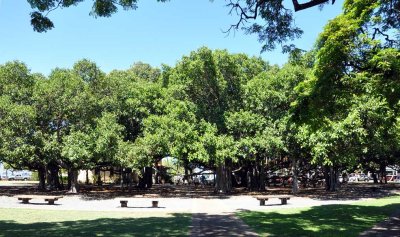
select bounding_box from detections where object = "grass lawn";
[0,209,190,237]
[237,195,400,237]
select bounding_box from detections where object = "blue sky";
[0,0,342,75]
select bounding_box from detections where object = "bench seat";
[255,195,292,205]
[119,199,159,208]
[16,195,63,205]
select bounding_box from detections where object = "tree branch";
[372,27,397,47]
[45,0,63,16]
[292,0,330,12]
[224,0,265,33]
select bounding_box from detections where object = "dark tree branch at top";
[224,0,266,33]
[372,27,398,47]
[45,1,62,17]
[224,0,335,33]
[292,0,331,12]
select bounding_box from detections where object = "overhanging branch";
[292,0,330,12]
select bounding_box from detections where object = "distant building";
[387,166,399,176]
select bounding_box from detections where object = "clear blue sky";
[0,0,342,76]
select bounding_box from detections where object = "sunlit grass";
[237,195,400,237]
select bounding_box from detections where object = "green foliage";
[62,130,93,169]
[73,59,105,83]
[0,96,37,167]
[92,112,125,165]
[128,62,161,82]
[0,61,35,104]
[31,68,95,169]
[3,1,400,189]
[241,1,303,51]
[0,62,39,169]
[30,11,54,32]
[293,0,400,169]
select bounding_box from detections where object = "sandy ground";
[0,194,367,214]
[1,181,399,215]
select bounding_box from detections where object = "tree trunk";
[291,157,299,194]
[47,162,61,190]
[184,164,192,185]
[335,169,341,189]
[59,169,64,189]
[252,165,259,190]
[120,167,124,191]
[85,170,89,185]
[371,172,378,183]
[37,166,46,190]
[95,167,102,186]
[144,167,153,188]
[68,169,79,193]
[127,168,133,192]
[325,166,339,192]
[259,158,266,191]
[380,163,387,184]
[246,168,252,190]
[238,169,247,188]
[215,160,232,193]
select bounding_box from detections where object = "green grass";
[237,195,400,237]
[0,209,191,237]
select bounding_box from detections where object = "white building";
[387,166,399,176]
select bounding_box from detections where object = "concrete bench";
[278,196,291,205]
[256,196,269,206]
[16,195,63,205]
[255,195,291,205]
[119,199,159,208]
[120,200,128,207]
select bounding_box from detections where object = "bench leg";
[259,199,265,206]
[152,201,158,208]
[48,200,55,205]
[280,199,287,205]
[22,199,29,204]
[120,202,128,208]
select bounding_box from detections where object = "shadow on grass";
[0,213,190,237]
[237,202,400,237]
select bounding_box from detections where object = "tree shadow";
[2,182,399,201]
[17,202,62,206]
[302,183,400,201]
[77,184,230,201]
[0,213,190,237]
[238,202,400,237]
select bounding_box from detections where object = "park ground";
[0,181,399,237]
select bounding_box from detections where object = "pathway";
[189,197,259,236]
[359,209,400,237]
[190,213,259,237]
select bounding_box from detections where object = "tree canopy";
[1,0,399,193]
